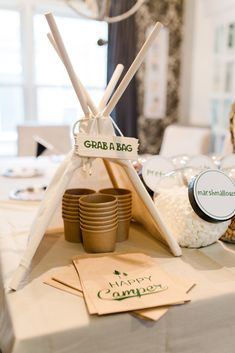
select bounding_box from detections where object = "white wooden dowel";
[103,22,163,117]
[45,13,89,116]
[47,32,98,116]
[98,64,124,112]
[47,32,62,59]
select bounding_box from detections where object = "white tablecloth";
[0,156,113,288]
[0,157,235,353]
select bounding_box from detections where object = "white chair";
[159,124,211,157]
[17,124,72,156]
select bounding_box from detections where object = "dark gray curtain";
[107,0,138,138]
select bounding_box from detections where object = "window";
[210,20,235,152]
[0,9,23,133]
[0,0,108,155]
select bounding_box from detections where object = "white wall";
[179,0,213,126]
[180,0,235,130]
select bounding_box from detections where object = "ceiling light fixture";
[66,0,146,23]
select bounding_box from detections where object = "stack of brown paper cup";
[62,188,95,243]
[79,194,118,253]
[99,188,132,242]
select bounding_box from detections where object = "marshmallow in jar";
[154,168,234,248]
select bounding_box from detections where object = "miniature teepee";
[9,13,181,291]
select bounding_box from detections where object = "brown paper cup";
[116,219,131,242]
[79,194,117,208]
[81,226,117,253]
[79,205,117,215]
[118,208,132,215]
[62,214,80,221]
[62,201,80,213]
[99,188,132,199]
[63,219,82,243]
[62,189,96,224]
[62,200,80,207]
[118,199,132,206]
[80,217,118,227]
[118,213,132,221]
[62,209,79,216]
[62,189,95,213]
[63,188,96,199]
[118,204,132,212]
[62,196,81,202]
[80,221,118,231]
[80,204,117,212]
[62,207,79,214]
[80,213,117,222]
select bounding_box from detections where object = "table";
[0,157,235,353]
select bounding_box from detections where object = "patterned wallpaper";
[136,0,184,154]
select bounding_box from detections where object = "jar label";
[142,156,174,192]
[189,169,235,222]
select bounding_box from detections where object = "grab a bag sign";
[75,133,139,160]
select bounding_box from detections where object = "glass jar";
[153,168,231,248]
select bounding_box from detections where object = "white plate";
[9,186,47,201]
[2,167,43,178]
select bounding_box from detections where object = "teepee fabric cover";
[9,15,181,291]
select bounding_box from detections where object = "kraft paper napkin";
[132,306,169,321]
[52,264,82,292]
[74,253,194,318]
[49,264,97,314]
[44,270,194,321]
[44,278,83,298]
[73,253,190,315]
[134,277,195,321]
[46,266,97,314]
[42,266,83,297]
[73,252,157,315]
[44,257,195,320]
